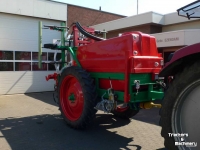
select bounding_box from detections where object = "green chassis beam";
[90,72,164,103]
[55,46,81,67]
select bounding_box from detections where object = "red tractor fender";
[159,42,200,77]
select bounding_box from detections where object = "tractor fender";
[159,42,200,77]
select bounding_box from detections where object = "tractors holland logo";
[168,133,197,147]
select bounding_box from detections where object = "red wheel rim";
[60,75,84,121]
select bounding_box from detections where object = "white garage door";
[0,13,64,95]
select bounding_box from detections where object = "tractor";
[159,1,200,150]
[38,21,164,129]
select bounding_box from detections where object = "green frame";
[90,72,164,109]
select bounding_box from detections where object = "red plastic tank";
[77,31,163,74]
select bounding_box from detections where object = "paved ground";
[0,92,165,150]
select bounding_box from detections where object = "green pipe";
[61,22,65,68]
[68,47,81,67]
[38,21,42,68]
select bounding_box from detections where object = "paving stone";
[0,92,165,150]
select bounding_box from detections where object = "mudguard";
[159,42,200,77]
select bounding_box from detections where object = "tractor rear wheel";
[160,61,200,150]
[112,108,139,119]
[58,66,98,129]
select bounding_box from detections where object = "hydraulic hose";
[75,22,105,41]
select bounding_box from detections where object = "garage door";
[0,13,63,94]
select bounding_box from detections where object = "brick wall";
[67,4,125,28]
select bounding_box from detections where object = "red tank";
[77,31,163,74]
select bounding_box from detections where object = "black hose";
[75,22,105,41]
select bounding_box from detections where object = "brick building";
[67,4,125,28]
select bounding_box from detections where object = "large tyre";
[160,61,200,150]
[58,66,98,129]
[112,108,139,119]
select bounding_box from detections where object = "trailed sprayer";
[38,21,164,129]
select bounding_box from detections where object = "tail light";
[160,60,164,66]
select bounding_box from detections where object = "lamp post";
[137,0,138,14]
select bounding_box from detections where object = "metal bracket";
[156,81,166,89]
[134,80,140,95]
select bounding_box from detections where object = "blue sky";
[53,0,195,16]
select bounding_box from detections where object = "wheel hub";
[68,93,75,103]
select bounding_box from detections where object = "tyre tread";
[58,66,98,129]
[160,60,200,150]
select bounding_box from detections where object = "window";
[0,51,13,60]
[32,62,47,71]
[0,51,14,71]
[48,52,61,61]
[15,51,31,60]
[0,62,13,71]
[15,51,31,71]
[32,52,47,71]
[32,52,47,61]
[0,50,61,71]
[48,53,61,70]
[15,62,31,71]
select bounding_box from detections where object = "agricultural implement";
[37,1,200,149]
[38,21,164,129]
[159,1,200,150]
